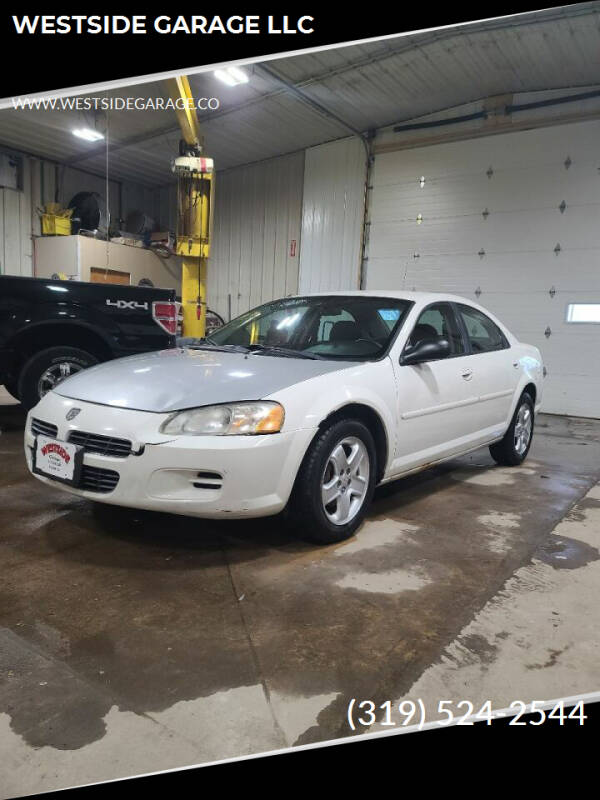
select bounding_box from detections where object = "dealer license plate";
[33,435,83,485]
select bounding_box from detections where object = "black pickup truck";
[0,275,178,409]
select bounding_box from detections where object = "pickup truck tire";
[18,346,99,410]
[3,381,20,401]
[288,418,376,544]
[489,391,535,467]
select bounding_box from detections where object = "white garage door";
[366,120,600,418]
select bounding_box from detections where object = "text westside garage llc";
[11,15,315,36]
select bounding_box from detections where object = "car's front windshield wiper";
[178,336,251,354]
[246,344,324,360]
[178,337,324,359]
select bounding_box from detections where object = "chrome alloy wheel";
[514,402,533,456]
[321,436,370,526]
[37,361,84,398]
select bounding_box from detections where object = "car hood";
[53,348,354,412]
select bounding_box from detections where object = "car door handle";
[513,362,520,368]
[461,369,473,380]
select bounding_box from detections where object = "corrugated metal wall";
[366,119,600,418]
[298,137,366,293]
[0,150,162,277]
[208,151,304,321]
[1,145,306,317]
[0,157,32,276]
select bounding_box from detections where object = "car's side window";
[457,304,508,353]
[405,302,465,357]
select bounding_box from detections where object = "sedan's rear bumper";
[24,392,316,519]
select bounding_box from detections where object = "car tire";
[18,346,99,410]
[289,418,377,545]
[489,391,535,466]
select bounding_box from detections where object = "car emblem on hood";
[66,408,81,421]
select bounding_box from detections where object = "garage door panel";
[372,122,600,184]
[543,343,600,376]
[402,257,597,294]
[542,375,600,418]
[371,164,597,220]
[367,120,600,417]
[467,295,600,338]
[369,210,599,255]
[368,257,599,300]
[366,257,409,289]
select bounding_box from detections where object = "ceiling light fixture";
[214,66,249,87]
[72,127,104,142]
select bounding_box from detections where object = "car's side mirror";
[400,337,450,366]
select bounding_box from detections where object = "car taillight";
[152,301,179,335]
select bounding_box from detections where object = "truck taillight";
[152,301,179,335]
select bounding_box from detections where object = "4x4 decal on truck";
[106,300,150,310]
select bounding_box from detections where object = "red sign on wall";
[290,239,297,257]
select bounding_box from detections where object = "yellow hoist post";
[165,75,215,338]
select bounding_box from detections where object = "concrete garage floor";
[1,387,600,796]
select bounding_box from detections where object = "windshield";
[207,295,412,361]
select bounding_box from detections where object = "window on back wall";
[566,304,600,324]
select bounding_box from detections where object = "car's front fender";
[267,357,398,476]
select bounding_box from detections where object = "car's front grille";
[80,465,120,493]
[68,430,133,458]
[31,418,58,438]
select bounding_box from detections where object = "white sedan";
[24,291,543,544]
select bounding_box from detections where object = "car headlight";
[160,401,285,436]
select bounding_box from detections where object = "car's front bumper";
[24,392,316,519]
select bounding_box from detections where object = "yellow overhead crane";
[165,75,214,338]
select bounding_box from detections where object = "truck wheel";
[489,391,535,466]
[289,418,376,545]
[18,347,99,410]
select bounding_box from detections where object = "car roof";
[293,289,477,306]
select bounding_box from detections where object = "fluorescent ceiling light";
[72,127,104,142]
[214,66,249,87]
